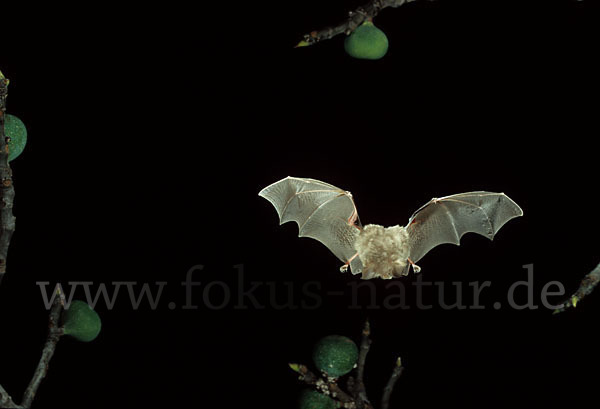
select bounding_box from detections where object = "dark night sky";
[1,1,599,408]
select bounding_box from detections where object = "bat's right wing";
[259,177,364,275]
[405,191,523,264]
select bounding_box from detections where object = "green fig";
[312,335,358,378]
[344,21,389,60]
[63,300,101,342]
[298,389,336,409]
[3,114,27,161]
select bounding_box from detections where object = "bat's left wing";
[259,177,364,274]
[405,192,523,264]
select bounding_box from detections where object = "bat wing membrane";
[405,191,523,263]
[259,177,362,272]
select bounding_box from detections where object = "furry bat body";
[259,177,523,280]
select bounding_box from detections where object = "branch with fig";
[0,70,102,409]
[295,0,424,60]
[291,319,404,409]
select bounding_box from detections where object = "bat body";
[259,177,523,280]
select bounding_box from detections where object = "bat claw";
[408,258,421,274]
[341,252,360,273]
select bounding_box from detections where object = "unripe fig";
[63,301,101,342]
[298,389,336,409]
[344,21,389,60]
[312,335,358,377]
[4,114,27,161]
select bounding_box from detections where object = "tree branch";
[292,321,403,409]
[294,363,356,406]
[0,71,64,409]
[354,319,373,409]
[0,294,62,409]
[0,70,22,409]
[554,261,600,314]
[295,0,421,47]
[381,358,404,409]
[20,297,64,408]
[0,69,16,288]
[0,71,21,408]
[0,383,22,409]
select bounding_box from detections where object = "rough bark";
[0,70,16,286]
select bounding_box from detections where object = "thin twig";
[381,357,404,409]
[20,297,64,408]
[0,70,16,288]
[295,0,421,47]
[0,298,59,409]
[554,261,600,314]
[354,319,373,409]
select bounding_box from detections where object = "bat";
[258,177,523,280]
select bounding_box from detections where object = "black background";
[1,0,599,408]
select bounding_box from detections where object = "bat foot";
[408,258,421,274]
[340,252,360,273]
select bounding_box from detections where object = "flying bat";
[259,177,523,279]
